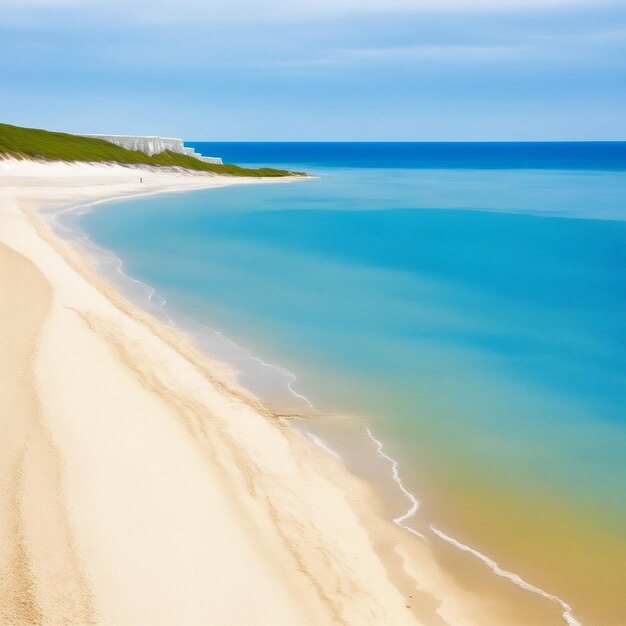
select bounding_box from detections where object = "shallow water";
[71,143,626,624]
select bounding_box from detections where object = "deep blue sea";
[70,143,626,623]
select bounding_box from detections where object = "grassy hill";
[0,123,303,177]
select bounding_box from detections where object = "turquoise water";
[69,146,626,621]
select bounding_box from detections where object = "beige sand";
[0,159,547,625]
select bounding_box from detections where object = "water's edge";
[42,191,582,626]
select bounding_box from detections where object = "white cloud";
[346,43,529,61]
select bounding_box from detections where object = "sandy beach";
[0,159,570,626]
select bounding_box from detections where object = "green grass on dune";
[0,123,304,177]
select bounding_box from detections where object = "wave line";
[306,433,342,460]
[365,427,427,541]
[429,526,581,626]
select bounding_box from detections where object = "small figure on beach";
[140,177,143,183]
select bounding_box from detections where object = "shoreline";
[0,158,576,625]
[59,191,583,626]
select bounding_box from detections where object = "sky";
[1,0,625,140]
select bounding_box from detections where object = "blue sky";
[2,0,625,140]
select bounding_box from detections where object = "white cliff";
[81,134,223,164]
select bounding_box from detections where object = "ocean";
[64,143,626,624]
